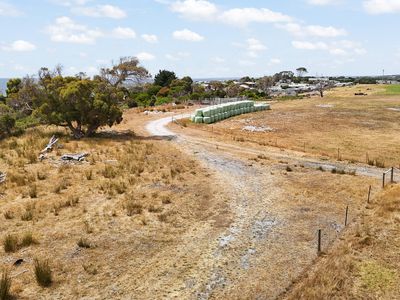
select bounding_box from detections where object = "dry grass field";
[183,84,400,168]
[282,183,400,300]
[1,89,399,299]
[0,126,228,299]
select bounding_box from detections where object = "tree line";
[0,57,149,139]
[0,59,314,139]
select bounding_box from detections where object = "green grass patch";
[383,85,400,95]
[358,260,397,292]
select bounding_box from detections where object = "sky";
[0,0,399,79]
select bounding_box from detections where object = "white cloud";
[363,0,400,14]
[112,27,136,39]
[0,1,22,16]
[2,40,36,52]
[292,39,367,57]
[141,34,158,43]
[51,0,92,7]
[307,0,341,5]
[173,29,204,41]
[279,23,347,38]
[292,41,328,50]
[269,58,281,65]
[170,0,218,20]
[165,52,190,61]
[246,38,267,57]
[136,52,155,61]
[72,4,126,19]
[219,8,292,27]
[47,16,103,44]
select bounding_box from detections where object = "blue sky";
[0,0,399,78]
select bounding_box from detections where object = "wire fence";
[382,167,400,188]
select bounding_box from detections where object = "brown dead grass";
[183,85,400,167]
[281,184,400,300]
[0,125,223,299]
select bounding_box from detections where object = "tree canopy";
[99,56,150,87]
[154,70,177,87]
[296,67,308,77]
[36,76,123,138]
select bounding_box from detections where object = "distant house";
[377,80,400,85]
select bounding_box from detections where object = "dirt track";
[144,114,380,299]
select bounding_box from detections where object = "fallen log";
[0,172,6,184]
[40,135,59,154]
[61,153,89,162]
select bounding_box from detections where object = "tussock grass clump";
[53,180,68,194]
[20,232,38,247]
[8,171,27,187]
[162,197,172,205]
[125,201,142,216]
[83,263,98,275]
[36,171,47,181]
[77,237,91,248]
[66,195,79,207]
[3,211,14,220]
[101,165,118,179]
[3,235,18,253]
[148,205,163,213]
[21,203,35,221]
[25,150,38,164]
[0,269,12,300]
[29,184,38,198]
[84,169,93,180]
[34,259,52,287]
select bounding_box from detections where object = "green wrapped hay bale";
[195,109,203,117]
[203,117,212,124]
[211,116,215,123]
[194,116,203,123]
[203,109,211,117]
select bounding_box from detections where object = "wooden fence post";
[367,185,371,203]
[317,229,322,254]
[345,205,349,226]
[391,167,394,183]
[383,172,386,188]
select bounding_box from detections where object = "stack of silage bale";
[190,100,270,124]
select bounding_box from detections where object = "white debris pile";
[387,107,400,112]
[242,125,273,132]
[143,110,165,115]
[316,104,334,108]
[0,172,6,184]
